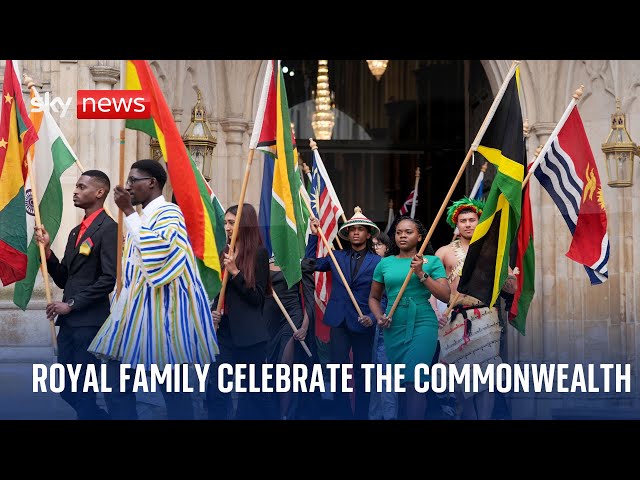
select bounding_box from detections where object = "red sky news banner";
[76,90,150,119]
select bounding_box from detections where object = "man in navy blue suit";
[306,207,381,419]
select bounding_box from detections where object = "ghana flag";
[124,60,224,300]
[457,66,525,308]
[0,60,38,286]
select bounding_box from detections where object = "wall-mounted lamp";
[602,98,637,188]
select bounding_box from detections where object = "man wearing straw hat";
[306,206,381,420]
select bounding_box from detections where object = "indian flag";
[13,86,76,309]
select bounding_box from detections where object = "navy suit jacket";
[306,234,380,333]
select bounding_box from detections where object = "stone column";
[89,62,119,176]
[220,119,248,206]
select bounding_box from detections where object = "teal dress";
[372,255,447,384]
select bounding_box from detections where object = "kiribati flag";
[533,106,610,284]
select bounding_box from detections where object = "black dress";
[264,269,304,364]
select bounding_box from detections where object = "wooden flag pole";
[215,148,255,316]
[521,85,585,190]
[300,191,365,318]
[25,150,58,355]
[387,60,521,320]
[410,167,420,219]
[271,289,312,357]
[116,129,125,297]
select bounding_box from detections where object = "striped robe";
[89,197,219,370]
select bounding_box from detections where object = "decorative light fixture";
[602,98,637,188]
[311,60,335,140]
[182,88,217,182]
[366,60,389,81]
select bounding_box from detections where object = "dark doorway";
[284,59,493,250]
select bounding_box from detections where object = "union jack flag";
[399,189,416,216]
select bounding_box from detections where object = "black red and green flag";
[509,159,534,335]
[457,66,525,308]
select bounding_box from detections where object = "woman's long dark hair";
[222,203,272,294]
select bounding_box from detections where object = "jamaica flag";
[457,66,525,308]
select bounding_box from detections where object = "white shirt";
[124,195,167,248]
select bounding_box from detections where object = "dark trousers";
[329,323,375,420]
[104,360,195,420]
[57,324,109,420]
[206,329,272,420]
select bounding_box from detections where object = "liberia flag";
[533,106,609,284]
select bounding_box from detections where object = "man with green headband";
[434,196,517,420]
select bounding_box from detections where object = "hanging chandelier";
[311,60,335,140]
[366,60,389,81]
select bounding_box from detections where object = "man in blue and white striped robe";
[89,160,219,419]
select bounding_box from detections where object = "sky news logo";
[30,91,151,119]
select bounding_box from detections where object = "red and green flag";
[509,162,535,335]
[0,60,38,286]
[124,60,224,299]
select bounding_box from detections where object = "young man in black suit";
[35,170,117,420]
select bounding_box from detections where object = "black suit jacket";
[214,246,270,348]
[46,210,118,327]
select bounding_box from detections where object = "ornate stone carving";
[89,64,119,85]
[220,119,248,145]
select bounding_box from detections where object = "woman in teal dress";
[369,216,450,420]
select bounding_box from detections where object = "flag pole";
[521,85,584,190]
[385,198,394,233]
[116,129,125,297]
[299,189,366,318]
[22,75,57,354]
[115,60,127,297]
[215,148,255,315]
[410,167,420,219]
[387,60,521,320]
[25,150,58,355]
[271,289,312,357]
[469,161,488,199]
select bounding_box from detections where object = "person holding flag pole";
[306,206,381,419]
[383,60,522,325]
